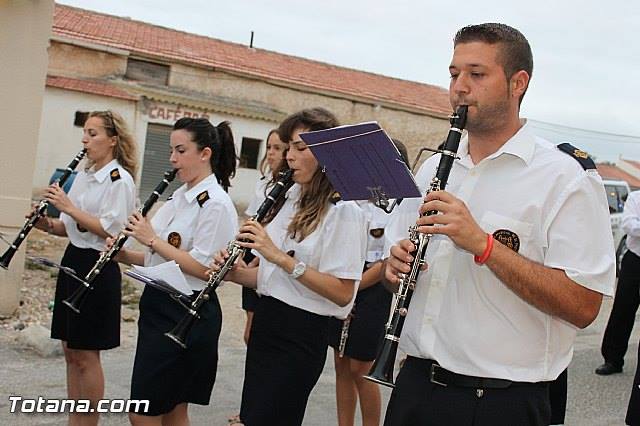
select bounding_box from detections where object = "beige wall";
[49,41,450,163]
[48,40,126,79]
[0,0,55,315]
[179,69,451,162]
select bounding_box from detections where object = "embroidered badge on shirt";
[196,190,210,207]
[76,223,88,233]
[167,232,182,248]
[370,228,385,238]
[556,143,596,170]
[110,168,121,182]
[492,229,520,253]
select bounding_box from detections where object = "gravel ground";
[0,229,141,347]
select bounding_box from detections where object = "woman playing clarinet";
[212,107,367,426]
[113,117,238,425]
[36,110,137,425]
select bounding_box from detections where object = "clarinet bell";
[364,337,398,388]
[165,313,198,349]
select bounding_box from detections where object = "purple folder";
[300,122,421,202]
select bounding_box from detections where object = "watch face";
[292,261,306,278]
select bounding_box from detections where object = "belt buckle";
[429,363,447,387]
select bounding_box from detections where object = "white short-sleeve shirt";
[621,190,640,256]
[384,120,616,382]
[145,174,238,292]
[60,159,136,251]
[257,184,368,319]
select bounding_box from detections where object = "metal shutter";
[139,123,181,202]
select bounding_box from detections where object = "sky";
[57,0,640,162]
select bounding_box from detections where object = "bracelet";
[474,233,494,265]
[147,236,155,249]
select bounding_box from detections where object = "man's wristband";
[474,233,494,265]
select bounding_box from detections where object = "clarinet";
[0,148,87,270]
[165,169,294,348]
[337,310,353,358]
[63,169,178,313]
[365,105,468,387]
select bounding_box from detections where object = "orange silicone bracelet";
[474,233,494,265]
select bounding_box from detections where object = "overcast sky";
[58,0,640,159]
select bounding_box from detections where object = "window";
[239,137,261,169]
[125,58,169,86]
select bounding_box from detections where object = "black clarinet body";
[63,169,178,313]
[0,149,87,270]
[165,169,294,348]
[365,105,468,387]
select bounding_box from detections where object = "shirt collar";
[456,119,535,168]
[92,159,119,183]
[183,174,220,204]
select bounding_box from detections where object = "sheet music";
[128,261,192,296]
[300,122,421,202]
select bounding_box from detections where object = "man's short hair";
[454,23,533,102]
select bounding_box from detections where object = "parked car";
[603,179,630,274]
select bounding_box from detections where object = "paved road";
[1,284,638,425]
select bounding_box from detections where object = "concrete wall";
[0,0,55,315]
[48,40,126,79]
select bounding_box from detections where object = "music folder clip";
[299,122,421,210]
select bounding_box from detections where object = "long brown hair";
[277,107,339,241]
[88,110,138,178]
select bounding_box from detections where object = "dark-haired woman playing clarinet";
[112,117,238,425]
[212,107,367,426]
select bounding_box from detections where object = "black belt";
[407,356,548,390]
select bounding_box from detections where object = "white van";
[603,179,631,272]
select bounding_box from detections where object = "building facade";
[38,4,452,209]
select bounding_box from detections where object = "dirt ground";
[0,229,142,348]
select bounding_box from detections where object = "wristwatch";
[289,260,307,279]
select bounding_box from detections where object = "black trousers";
[384,357,551,426]
[602,250,640,368]
[548,369,567,425]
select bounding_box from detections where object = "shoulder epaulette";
[110,168,121,182]
[196,190,210,207]
[330,191,342,205]
[556,143,596,170]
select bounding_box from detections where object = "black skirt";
[130,285,222,416]
[241,286,260,312]
[50,243,121,350]
[328,282,392,361]
[240,296,329,426]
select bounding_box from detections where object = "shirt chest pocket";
[480,211,534,257]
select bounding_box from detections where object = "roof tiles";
[52,4,451,117]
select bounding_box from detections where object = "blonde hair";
[87,110,138,179]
